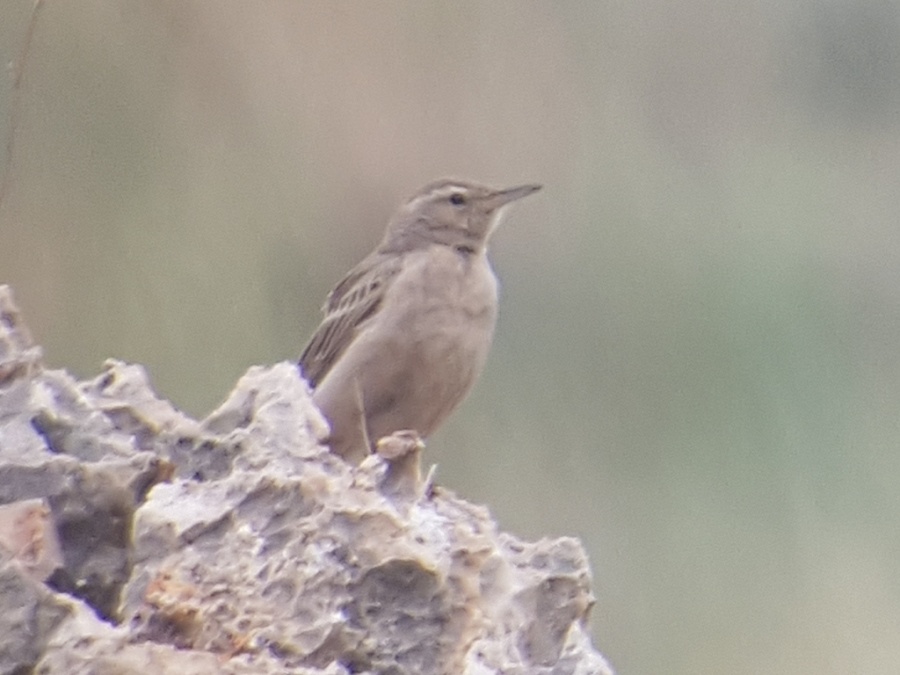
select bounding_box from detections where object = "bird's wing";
[299,251,403,388]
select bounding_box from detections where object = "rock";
[0,285,614,675]
[0,498,63,582]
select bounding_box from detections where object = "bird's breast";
[389,246,498,328]
[369,245,498,403]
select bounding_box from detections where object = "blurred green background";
[3,1,900,673]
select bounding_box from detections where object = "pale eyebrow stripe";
[405,184,467,209]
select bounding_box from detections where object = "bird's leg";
[376,430,426,501]
[422,463,438,498]
[351,376,373,456]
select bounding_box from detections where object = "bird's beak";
[482,184,542,212]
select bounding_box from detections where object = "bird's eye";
[449,192,466,206]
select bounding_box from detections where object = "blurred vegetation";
[3,2,900,673]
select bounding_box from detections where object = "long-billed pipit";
[299,179,541,462]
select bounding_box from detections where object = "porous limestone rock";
[0,285,613,675]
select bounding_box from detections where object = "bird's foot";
[375,430,428,501]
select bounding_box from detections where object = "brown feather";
[299,251,403,387]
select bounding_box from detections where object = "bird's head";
[381,179,541,253]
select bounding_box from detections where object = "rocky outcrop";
[0,285,612,675]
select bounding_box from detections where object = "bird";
[299,178,541,462]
